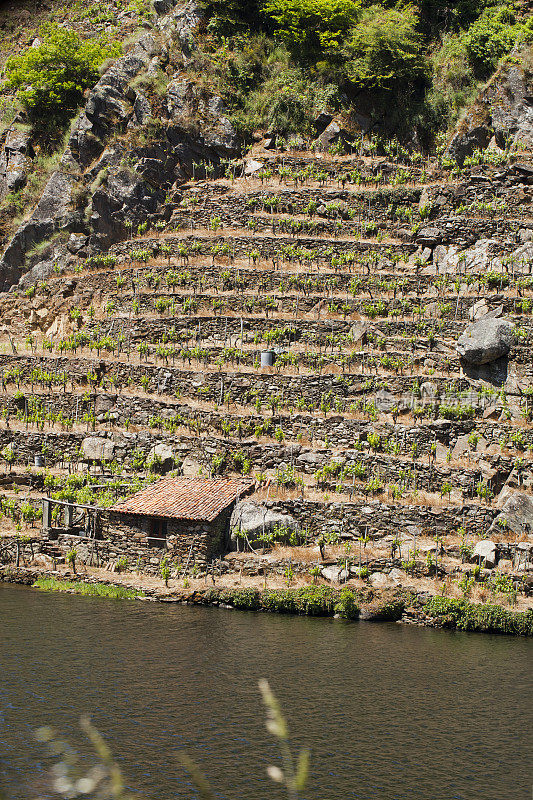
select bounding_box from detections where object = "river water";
[0,585,531,800]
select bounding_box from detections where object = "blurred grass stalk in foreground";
[35,679,309,799]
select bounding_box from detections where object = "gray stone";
[375,390,396,413]
[18,259,55,289]
[130,92,152,127]
[315,120,342,151]
[297,450,324,466]
[518,228,533,245]
[321,565,344,583]
[489,489,533,537]
[416,226,442,246]
[472,539,497,569]
[244,159,264,176]
[0,170,74,289]
[0,128,32,200]
[447,123,492,166]
[488,61,533,149]
[452,434,470,459]
[389,568,404,584]
[349,322,368,344]
[457,318,515,365]
[181,456,200,477]
[369,571,390,588]
[81,436,115,461]
[148,442,175,472]
[94,393,118,415]
[67,234,87,254]
[230,501,297,546]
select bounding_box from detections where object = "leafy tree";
[263,0,361,52]
[341,4,427,91]
[5,24,121,123]
[461,5,522,77]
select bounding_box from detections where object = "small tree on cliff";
[5,24,121,131]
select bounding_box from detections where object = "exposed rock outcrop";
[489,490,533,536]
[0,0,234,288]
[456,317,515,365]
[0,128,32,200]
[229,501,297,547]
[446,46,533,164]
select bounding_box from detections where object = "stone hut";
[108,476,254,564]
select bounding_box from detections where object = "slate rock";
[229,501,297,546]
[94,393,118,415]
[148,442,175,473]
[321,565,345,583]
[369,572,390,588]
[472,540,497,569]
[81,437,115,461]
[489,490,533,536]
[0,128,32,200]
[447,124,492,166]
[456,318,515,365]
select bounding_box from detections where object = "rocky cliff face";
[447,45,533,164]
[0,0,241,290]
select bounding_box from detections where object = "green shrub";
[340,4,427,92]
[201,586,360,617]
[5,23,121,124]
[461,5,523,77]
[424,596,533,636]
[235,63,338,134]
[263,0,360,53]
[425,32,477,128]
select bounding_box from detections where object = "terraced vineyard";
[1,137,532,609]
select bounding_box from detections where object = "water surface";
[0,584,531,799]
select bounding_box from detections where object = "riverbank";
[2,565,532,637]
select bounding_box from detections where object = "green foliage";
[235,61,338,134]
[424,596,533,636]
[461,4,525,77]
[202,0,263,35]
[195,0,532,142]
[202,586,360,617]
[263,0,361,53]
[33,577,143,600]
[5,23,121,124]
[340,4,427,91]
[425,33,476,128]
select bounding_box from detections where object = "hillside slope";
[0,0,531,612]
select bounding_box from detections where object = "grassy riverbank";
[1,566,531,636]
[33,576,144,600]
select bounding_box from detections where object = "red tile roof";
[110,477,254,522]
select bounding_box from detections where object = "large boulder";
[489,490,533,537]
[81,437,115,462]
[94,393,118,415]
[229,501,297,546]
[456,318,515,365]
[472,540,497,569]
[321,565,348,583]
[446,124,492,166]
[147,442,175,473]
